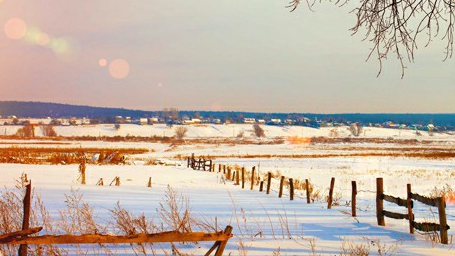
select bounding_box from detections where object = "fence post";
[209,160,213,172]
[305,179,311,204]
[438,195,448,244]
[241,167,245,189]
[187,157,190,168]
[227,168,231,180]
[18,181,32,256]
[191,153,195,169]
[214,226,233,256]
[407,184,414,234]
[231,171,235,182]
[352,181,357,217]
[219,164,222,173]
[289,178,294,201]
[327,177,335,209]
[278,176,284,198]
[235,170,240,185]
[250,167,255,190]
[376,178,385,226]
[266,172,272,194]
[147,177,152,188]
[223,165,226,175]
[259,181,264,192]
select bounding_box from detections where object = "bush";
[174,126,188,140]
[253,124,265,138]
[40,124,58,137]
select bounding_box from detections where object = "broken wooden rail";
[2,182,233,256]
[376,177,450,244]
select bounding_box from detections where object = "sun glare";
[4,18,27,40]
[109,59,130,79]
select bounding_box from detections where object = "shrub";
[40,124,58,137]
[253,124,265,138]
[174,126,188,140]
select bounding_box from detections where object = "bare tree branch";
[289,0,455,77]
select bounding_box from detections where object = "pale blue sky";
[1,0,454,113]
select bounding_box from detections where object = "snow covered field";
[1,124,455,255]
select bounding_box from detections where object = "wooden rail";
[376,178,450,244]
[1,182,232,256]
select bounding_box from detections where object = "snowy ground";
[1,124,455,255]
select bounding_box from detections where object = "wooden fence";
[0,182,233,256]
[188,154,213,171]
[189,154,452,245]
[376,177,450,244]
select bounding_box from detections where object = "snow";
[1,124,455,255]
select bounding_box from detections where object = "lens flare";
[109,59,130,79]
[4,18,27,40]
[99,58,107,67]
[36,33,50,46]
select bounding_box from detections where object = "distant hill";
[0,101,152,118]
[1,101,455,126]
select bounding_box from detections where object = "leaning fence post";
[250,167,255,190]
[352,181,357,217]
[289,178,294,201]
[327,177,335,209]
[407,183,414,234]
[376,178,385,226]
[19,181,32,256]
[214,226,233,256]
[278,176,285,198]
[305,179,311,204]
[266,172,272,194]
[438,195,448,244]
[147,177,152,188]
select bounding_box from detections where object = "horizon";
[1,1,455,113]
[2,100,455,116]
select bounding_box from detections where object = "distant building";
[244,118,256,124]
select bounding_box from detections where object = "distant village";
[0,113,447,133]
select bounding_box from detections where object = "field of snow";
[1,124,455,255]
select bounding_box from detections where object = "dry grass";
[0,146,149,164]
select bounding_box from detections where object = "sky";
[1,0,454,114]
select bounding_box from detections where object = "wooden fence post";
[219,164,222,173]
[241,167,245,189]
[250,167,255,190]
[235,170,240,185]
[438,195,448,244]
[227,168,231,180]
[214,226,233,256]
[266,172,272,194]
[407,184,414,234]
[209,160,213,172]
[259,181,264,192]
[147,177,152,188]
[223,165,226,175]
[376,178,385,226]
[231,171,235,182]
[96,178,104,186]
[187,157,190,168]
[18,181,32,256]
[327,177,335,209]
[278,176,284,198]
[191,153,195,169]
[305,179,311,204]
[289,178,294,201]
[352,181,357,217]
